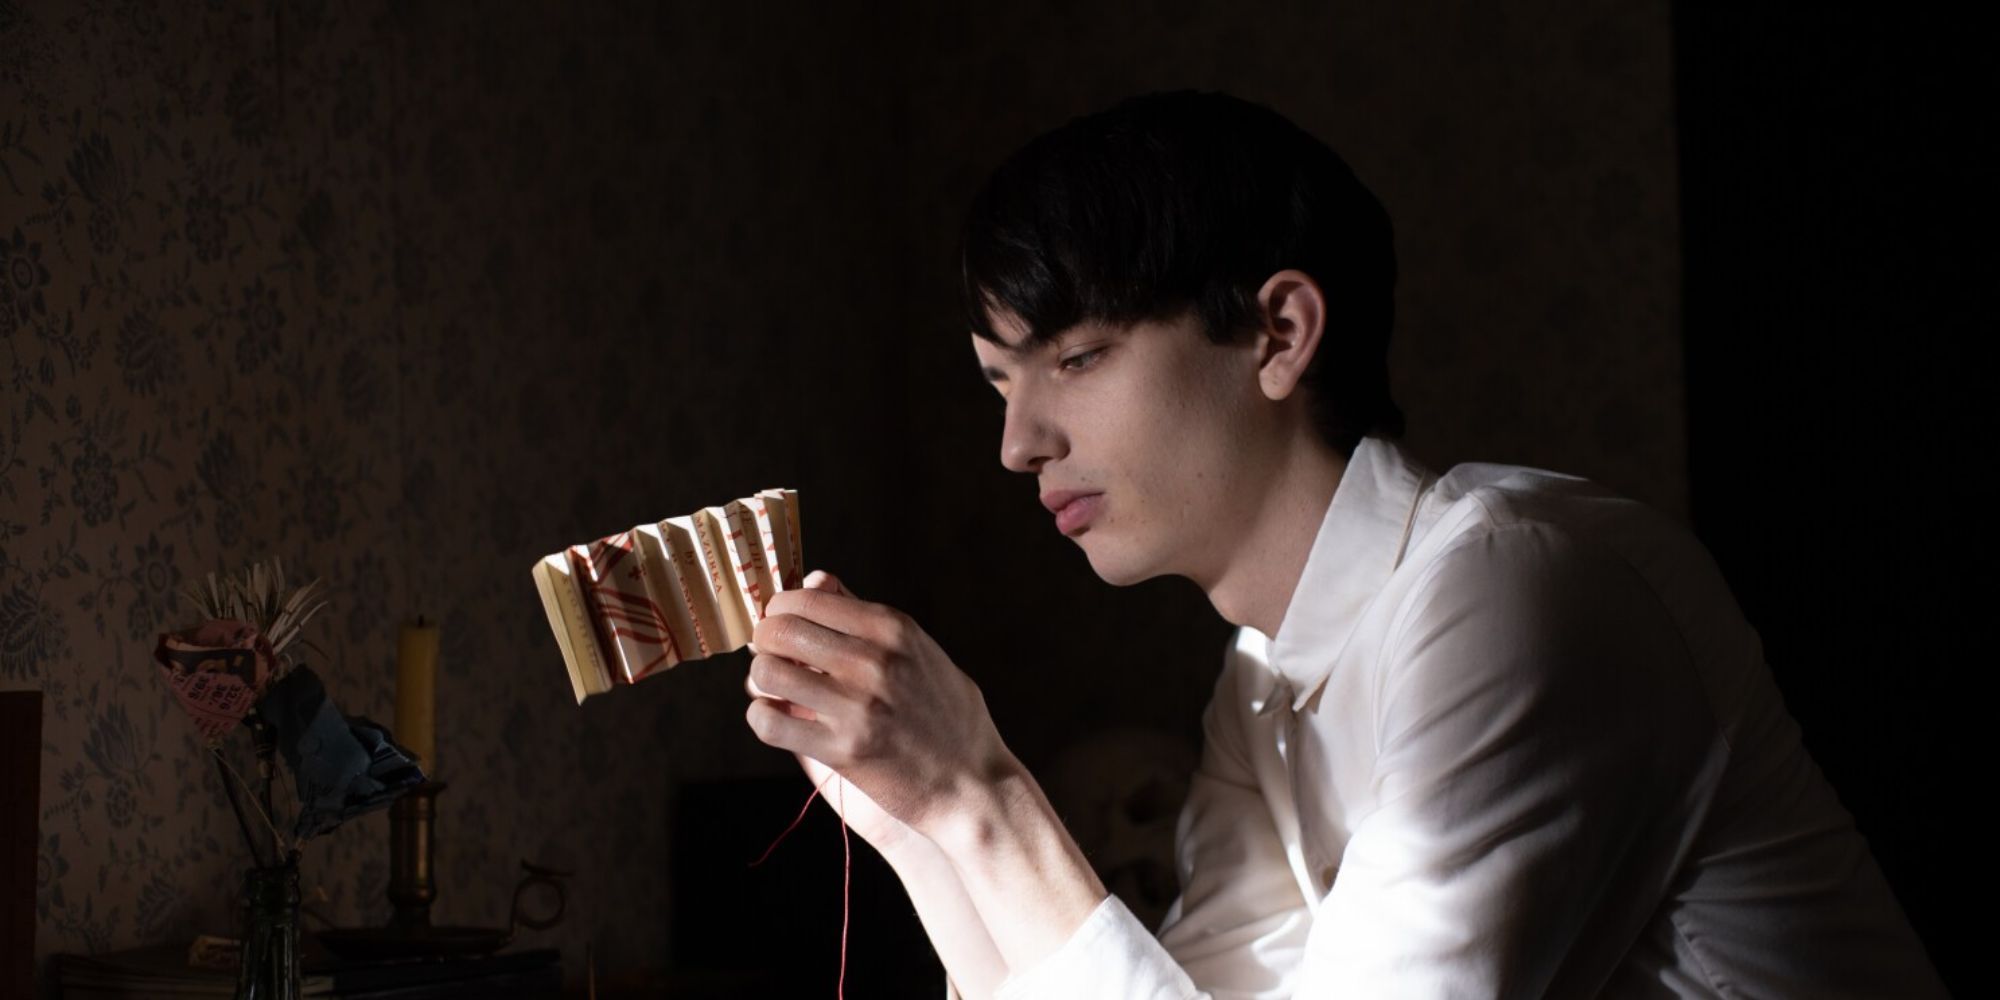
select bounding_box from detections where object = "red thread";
[837,779,851,1000]
[748,774,825,868]
[748,770,853,1000]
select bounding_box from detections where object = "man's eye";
[1059,348,1105,372]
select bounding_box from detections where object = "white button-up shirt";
[977,435,1944,998]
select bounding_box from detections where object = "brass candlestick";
[318,778,566,961]
[387,780,446,930]
[319,778,512,959]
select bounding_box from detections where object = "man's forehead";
[971,329,1045,358]
[979,308,1043,352]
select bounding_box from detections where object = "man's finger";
[746,698,833,758]
[762,587,901,647]
[744,671,818,721]
[753,609,880,681]
[749,653,845,715]
[748,560,849,656]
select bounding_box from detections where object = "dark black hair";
[958,89,1405,459]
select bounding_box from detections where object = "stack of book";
[532,489,802,703]
[53,940,560,998]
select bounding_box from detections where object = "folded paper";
[532,488,801,703]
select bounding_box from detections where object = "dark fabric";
[255,666,425,840]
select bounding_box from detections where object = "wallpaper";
[0,0,908,989]
[1,0,1682,992]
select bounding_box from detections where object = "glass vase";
[235,854,302,1000]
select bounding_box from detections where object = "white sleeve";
[1294,523,1728,996]
[993,632,1310,1000]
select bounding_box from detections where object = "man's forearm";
[926,757,1109,976]
[880,831,1009,999]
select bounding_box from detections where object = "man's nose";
[999,392,1064,474]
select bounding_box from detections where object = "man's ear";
[1253,269,1326,402]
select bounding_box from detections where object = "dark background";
[0,2,1973,995]
[1675,8,1975,995]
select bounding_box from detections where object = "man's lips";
[1042,491,1103,535]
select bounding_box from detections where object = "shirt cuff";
[994,894,1200,1000]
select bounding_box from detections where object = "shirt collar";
[1255,435,1437,715]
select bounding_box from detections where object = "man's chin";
[1080,535,1160,587]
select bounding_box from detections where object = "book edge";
[531,555,589,705]
[559,547,616,698]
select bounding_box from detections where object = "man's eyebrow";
[975,335,1051,383]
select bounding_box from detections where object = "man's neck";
[1198,431,1348,638]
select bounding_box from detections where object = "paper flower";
[152,619,278,743]
[153,557,423,857]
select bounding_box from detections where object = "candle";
[395,617,440,769]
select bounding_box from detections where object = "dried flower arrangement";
[152,558,424,866]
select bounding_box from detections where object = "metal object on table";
[316,781,570,961]
[388,780,444,931]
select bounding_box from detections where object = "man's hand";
[744,573,915,852]
[743,569,1013,840]
[747,569,1107,979]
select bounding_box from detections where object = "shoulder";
[1373,511,1710,735]
[1418,455,1665,546]
[1369,521,1713,767]
[1387,521,1618,658]
[1383,458,1699,682]
[1397,454,1694,626]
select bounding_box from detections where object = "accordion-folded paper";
[532,488,802,704]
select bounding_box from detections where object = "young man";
[743,91,1944,998]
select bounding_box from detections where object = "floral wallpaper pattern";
[2,0,908,988]
[1,0,1681,992]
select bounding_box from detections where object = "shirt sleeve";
[1295,522,1729,997]
[994,631,1310,1000]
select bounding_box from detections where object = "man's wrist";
[921,753,1038,858]
[872,822,943,872]
[921,754,1109,971]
